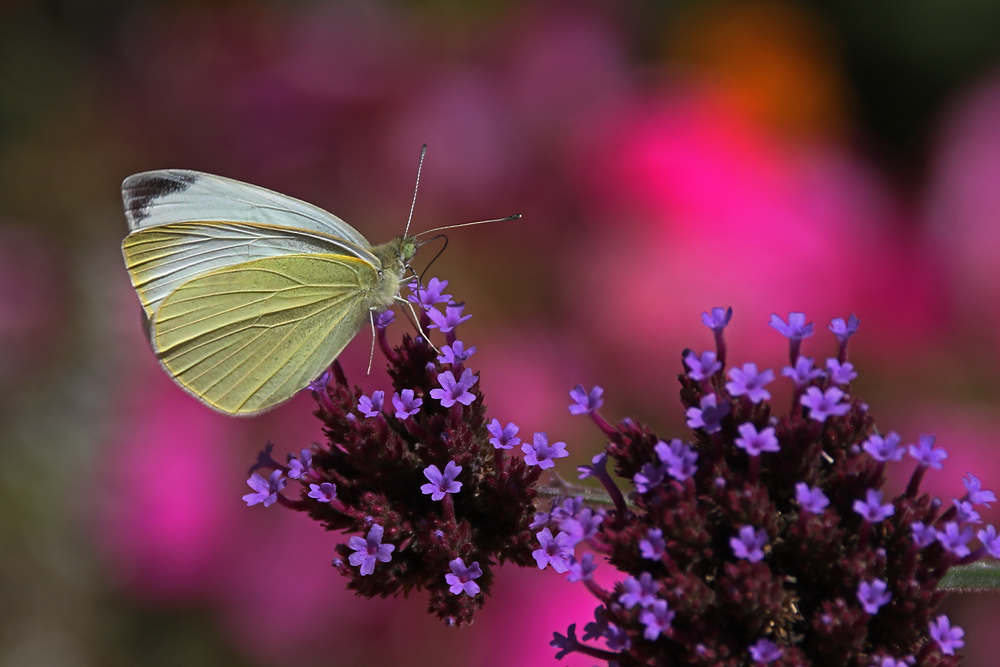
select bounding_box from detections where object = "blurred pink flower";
[925,69,1000,342]
[564,91,944,396]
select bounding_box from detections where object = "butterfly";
[121,168,420,416]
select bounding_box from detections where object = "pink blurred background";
[2,1,1000,665]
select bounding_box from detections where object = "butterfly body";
[121,169,416,416]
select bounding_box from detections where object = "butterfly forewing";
[151,253,380,415]
[123,220,377,317]
[122,170,372,249]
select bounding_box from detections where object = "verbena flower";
[242,291,1000,660]
[551,309,998,665]
[243,279,541,626]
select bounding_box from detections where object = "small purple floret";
[430,369,478,407]
[929,615,965,656]
[731,525,768,563]
[726,362,774,403]
[392,388,423,419]
[445,558,483,596]
[308,482,337,502]
[243,469,286,507]
[522,432,569,470]
[800,386,851,422]
[853,489,895,523]
[487,418,521,450]
[357,390,385,417]
[347,524,395,576]
[795,482,829,514]
[420,460,463,501]
[749,638,783,663]
[857,579,892,614]
[569,384,604,415]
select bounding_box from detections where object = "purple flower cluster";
[550,310,997,666]
[242,279,541,626]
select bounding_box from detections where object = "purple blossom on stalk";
[908,434,947,469]
[857,579,892,614]
[445,558,482,596]
[430,368,478,407]
[566,552,598,583]
[795,482,829,514]
[829,314,860,344]
[770,311,814,341]
[638,599,675,640]
[749,638,783,663]
[392,388,423,419]
[568,384,604,414]
[577,452,607,480]
[357,390,385,417]
[734,422,780,457]
[911,522,938,548]
[929,615,965,655]
[826,358,858,385]
[771,311,814,364]
[937,522,974,558]
[683,350,721,381]
[799,386,851,421]
[685,393,729,433]
[639,528,665,560]
[560,507,604,546]
[438,340,476,365]
[978,525,1000,559]
[618,572,660,609]
[726,362,774,403]
[408,277,452,309]
[731,525,768,563]
[781,355,825,388]
[633,460,665,493]
[307,369,332,393]
[308,482,337,502]
[522,432,568,469]
[951,499,981,524]
[962,473,996,506]
[854,489,895,523]
[374,309,396,329]
[427,302,471,332]
[243,470,286,507]
[421,461,463,501]
[287,449,313,479]
[863,432,905,462]
[702,306,733,331]
[487,419,520,450]
[702,306,733,363]
[655,438,698,481]
[348,524,395,576]
[533,528,574,573]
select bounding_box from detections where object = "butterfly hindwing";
[150,253,380,415]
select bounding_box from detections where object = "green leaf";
[939,561,1000,592]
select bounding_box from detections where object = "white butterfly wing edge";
[121,170,379,317]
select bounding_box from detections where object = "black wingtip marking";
[124,171,199,223]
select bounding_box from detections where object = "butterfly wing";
[150,252,380,415]
[122,169,372,248]
[122,220,377,318]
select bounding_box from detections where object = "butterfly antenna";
[414,214,520,238]
[404,144,427,238]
